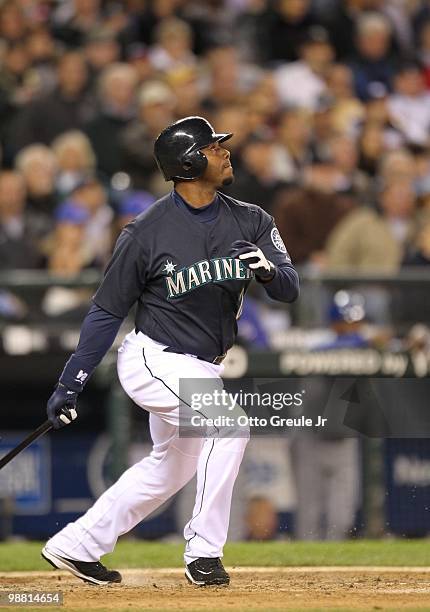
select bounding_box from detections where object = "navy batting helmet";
[154,116,233,181]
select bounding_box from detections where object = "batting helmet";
[154,116,233,181]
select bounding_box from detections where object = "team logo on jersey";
[163,260,177,274]
[271,227,287,254]
[163,257,253,298]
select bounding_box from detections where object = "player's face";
[201,141,234,187]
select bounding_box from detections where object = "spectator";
[245,73,283,134]
[202,44,259,112]
[166,66,203,119]
[222,133,288,214]
[48,201,91,276]
[181,0,236,55]
[125,43,156,84]
[149,17,196,72]
[276,108,314,184]
[405,154,430,261]
[84,62,138,179]
[273,186,356,264]
[0,42,31,101]
[131,0,183,49]
[9,51,93,157]
[72,177,113,267]
[51,130,97,196]
[379,148,416,186]
[379,179,418,251]
[325,180,416,271]
[381,0,415,58]
[348,12,397,101]
[324,133,370,200]
[0,1,27,45]
[25,28,58,96]
[388,62,430,146]
[83,28,121,83]
[311,97,336,161]
[52,0,104,49]
[292,291,363,540]
[234,0,270,64]
[212,104,254,170]
[119,80,176,191]
[325,63,365,135]
[0,42,31,104]
[412,146,430,195]
[259,0,317,64]
[43,193,104,317]
[50,176,112,274]
[0,43,33,159]
[15,144,58,216]
[116,190,156,231]
[0,170,46,270]
[404,221,430,266]
[358,121,387,178]
[274,26,334,111]
[323,0,368,60]
[364,86,404,151]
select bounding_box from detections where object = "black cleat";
[41,546,122,585]
[185,558,230,586]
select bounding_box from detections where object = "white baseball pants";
[46,331,249,564]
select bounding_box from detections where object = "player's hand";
[229,240,275,282]
[47,383,79,429]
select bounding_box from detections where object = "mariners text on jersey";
[164,257,253,298]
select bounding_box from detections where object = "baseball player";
[41,116,299,586]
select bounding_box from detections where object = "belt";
[163,346,226,365]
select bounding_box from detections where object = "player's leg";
[184,434,249,559]
[45,413,203,563]
[129,332,250,585]
[43,332,206,579]
[183,402,249,586]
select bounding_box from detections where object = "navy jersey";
[94,191,298,361]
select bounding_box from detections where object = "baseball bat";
[0,420,52,470]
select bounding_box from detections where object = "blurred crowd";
[2,0,430,279]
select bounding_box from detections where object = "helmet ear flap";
[181,150,208,178]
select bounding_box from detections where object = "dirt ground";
[1,568,430,611]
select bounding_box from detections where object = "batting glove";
[230,240,275,282]
[47,382,78,430]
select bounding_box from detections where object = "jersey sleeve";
[59,303,124,392]
[254,210,292,267]
[254,211,300,303]
[93,228,148,318]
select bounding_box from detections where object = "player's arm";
[47,228,147,429]
[47,304,124,428]
[230,213,299,303]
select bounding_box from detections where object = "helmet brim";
[197,132,233,150]
[216,132,233,143]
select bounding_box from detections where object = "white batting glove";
[230,240,275,282]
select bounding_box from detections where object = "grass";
[0,539,429,572]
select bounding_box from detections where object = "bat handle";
[0,420,53,470]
